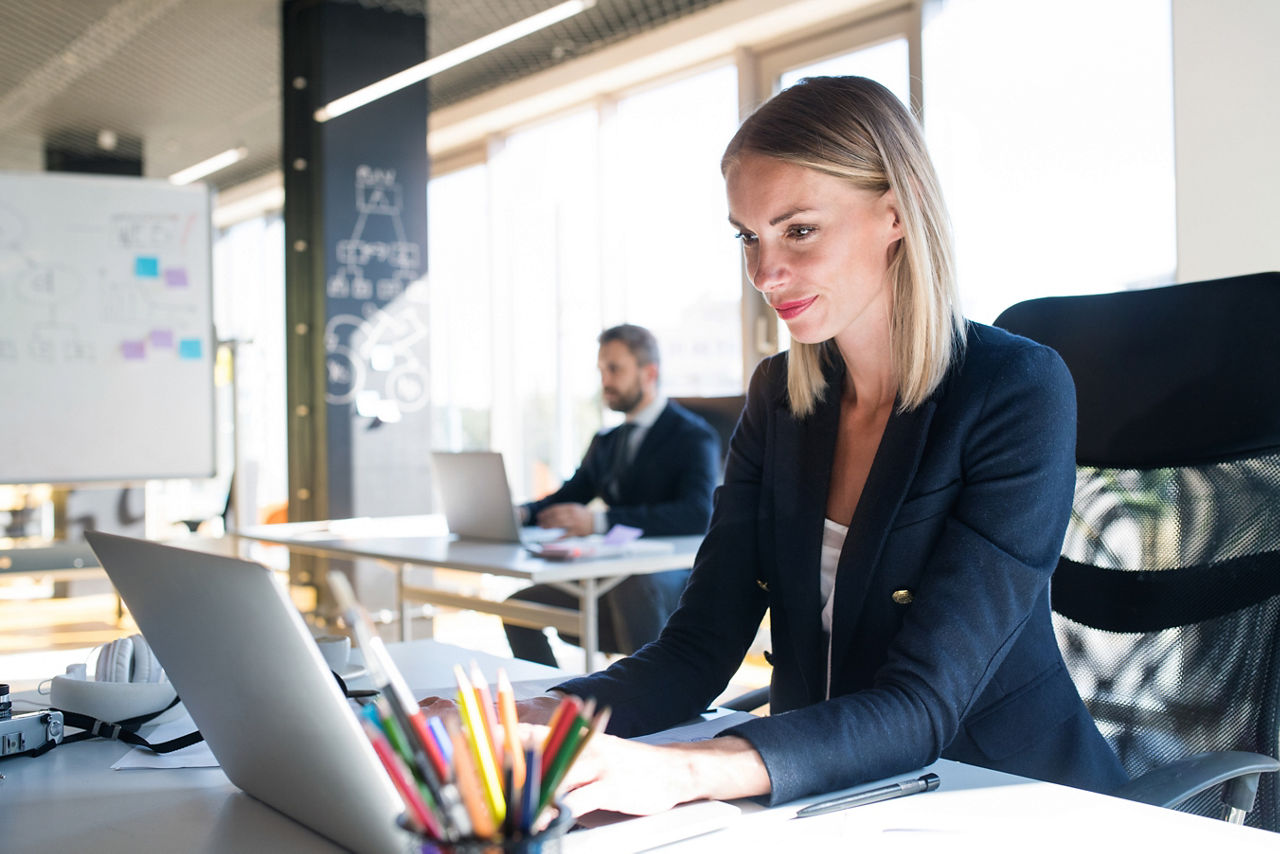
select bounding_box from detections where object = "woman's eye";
[734,231,758,246]
[788,225,816,239]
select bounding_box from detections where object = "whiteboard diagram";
[324,164,428,424]
[0,170,215,484]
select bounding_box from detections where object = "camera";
[0,682,65,758]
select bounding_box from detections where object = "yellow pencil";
[454,664,506,827]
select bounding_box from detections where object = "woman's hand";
[555,734,770,819]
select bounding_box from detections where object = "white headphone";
[92,633,166,684]
[47,634,180,723]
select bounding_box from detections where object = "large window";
[428,64,741,501]
[924,0,1176,322]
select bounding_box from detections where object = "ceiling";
[0,0,728,192]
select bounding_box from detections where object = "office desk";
[2,639,1274,853]
[235,515,702,672]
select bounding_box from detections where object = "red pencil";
[540,695,583,778]
[360,717,443,840]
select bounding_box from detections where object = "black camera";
[0,683,65,758]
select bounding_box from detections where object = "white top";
[820,517,848,698]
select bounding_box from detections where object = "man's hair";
[722,75,965,417]
[598,323,660,368]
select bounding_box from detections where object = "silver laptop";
[84,531,410,854]
[431,451,562,544]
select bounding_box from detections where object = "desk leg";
[581,577,599,674]
[399,563,412,642]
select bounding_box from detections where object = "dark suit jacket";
[557,323,1128,804]
[523,400,720,536]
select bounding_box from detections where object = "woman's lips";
[772,296,818,320]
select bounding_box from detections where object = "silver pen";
[793,772,941,819]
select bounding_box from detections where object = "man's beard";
[605,383,644,414]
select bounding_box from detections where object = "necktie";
[606,423,635,503]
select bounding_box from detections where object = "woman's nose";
[749,246,786,294]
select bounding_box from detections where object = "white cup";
[314,635,351,672]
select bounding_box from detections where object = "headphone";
[93,633,166,684]
[47,634,180,724]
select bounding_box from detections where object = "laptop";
[431,451,562,544]
[84,531,410,854]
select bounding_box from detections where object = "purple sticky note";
[164,268,188,287]
[121,340,145,360]
[149,329,174,348]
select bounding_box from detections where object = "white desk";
[235,515,702,672]
[2,639,1274,853]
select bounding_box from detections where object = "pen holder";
[404,802,574,854]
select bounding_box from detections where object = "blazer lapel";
[828,396,937,681]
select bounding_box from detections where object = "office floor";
[0,570,771,706]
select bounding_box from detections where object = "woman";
[452,75,1128,816]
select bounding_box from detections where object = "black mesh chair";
[995,272,1280,831]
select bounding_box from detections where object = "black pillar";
[282,0,431,553]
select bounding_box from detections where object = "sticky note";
[150,329,174,348]
[164,268,189,287]
[178,338,203,359]
[121,341,145,360]
[135,256,159,277]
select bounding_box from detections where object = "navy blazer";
[523,401,720,537]
[557,323,1127,804]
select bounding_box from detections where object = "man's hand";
[535,503,594,537]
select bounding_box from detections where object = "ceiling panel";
[0,0,728,192]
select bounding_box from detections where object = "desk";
[235,515,702,672]
[2,639,1274,853]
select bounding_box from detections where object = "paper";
[110,718,218,769]
[529,536,675,562]
[565,800,742,853]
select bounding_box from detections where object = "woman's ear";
[882,187,905,242]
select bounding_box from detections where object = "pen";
[793,772,941,819]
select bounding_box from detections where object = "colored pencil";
[455,665,506,826]
[496,669,527,791]
[470,661,504,770]
[361,717,442,840]
[445,714,496,839]
[540,695,583,778]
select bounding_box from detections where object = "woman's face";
[725,153,903,347]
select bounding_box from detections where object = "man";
[504,324,721,666]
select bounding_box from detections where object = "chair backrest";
[670,395,746,469]
[995,272,1280,832]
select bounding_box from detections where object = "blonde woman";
[435,76,1127,814]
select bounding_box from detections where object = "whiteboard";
[0,170,216,484]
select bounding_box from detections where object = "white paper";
[110,718,219,769]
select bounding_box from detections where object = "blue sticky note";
[135,256,159,277]
[178,338,203,359]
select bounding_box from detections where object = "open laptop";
[431,451,562,544]
[84,530,411,854]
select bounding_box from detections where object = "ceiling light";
[314,0,596,123]
[169,146,248,185]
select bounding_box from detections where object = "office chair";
[995,271,1280,831]
[670,396,746,470]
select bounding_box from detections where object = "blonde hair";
[722,76,964,417]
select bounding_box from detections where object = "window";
[603,64,743,397]
[924,0,1176,322]
[427,64,741,501]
